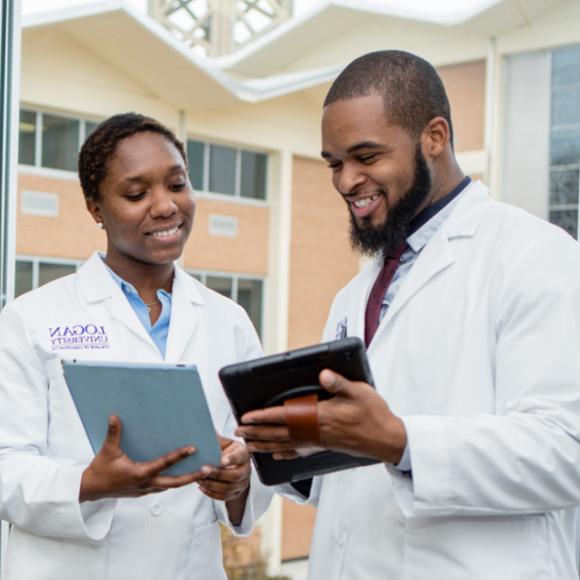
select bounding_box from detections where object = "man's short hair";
[324,50,454,147]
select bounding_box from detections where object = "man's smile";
[345,193,385,220]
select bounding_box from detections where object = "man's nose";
[336,163,366,195]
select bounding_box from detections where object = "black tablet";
[218,337,379,485]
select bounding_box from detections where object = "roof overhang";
[22,0,568,106]
[212,0,566,76]
[22,1,341,106]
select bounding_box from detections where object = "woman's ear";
[85,197,103,227]
[421,116,451,159]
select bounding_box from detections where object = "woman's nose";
[150,188,178,218]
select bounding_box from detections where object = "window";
[15,257,81,297]
[18,109,100,172]
[18,110,36,166]
[15,260,265,336]
[209,144,237,196]
[85,120,99,138]
[1,0,18,311]
[187,138,267,200]
[41,114,79,172]
[549,45,580,238]
[206,274,234,298]
[240,150,267,199]
[15,260,33,296]
[236,278,263,336]
[190,270,264,336]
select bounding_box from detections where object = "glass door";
[0,0,19,309]
[549,46,580,239]
[0,0,20,575]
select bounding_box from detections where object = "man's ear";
[421,116,451,159]
[85,197,103,226]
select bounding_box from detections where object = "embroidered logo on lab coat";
[48,324,110,351]
[335,317,348,340]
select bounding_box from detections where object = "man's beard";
[349,145,431,257]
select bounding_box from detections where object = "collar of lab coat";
[362,180,491,350]
[440,179,490,240]
[76,252,128,306]
[77,253,205,360]
[78,253,204,307]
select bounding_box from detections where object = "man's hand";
[80,415,202,502]
[235,369,407,464]
[198,436,251,526]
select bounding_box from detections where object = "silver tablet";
[62,360,222,476]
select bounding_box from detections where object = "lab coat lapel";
[164,266,204,362]
[77,253,160,354]
[368,182,490,347]
[377,229,455,330]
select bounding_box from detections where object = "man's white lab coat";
[287,182,580,580]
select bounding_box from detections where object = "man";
[237,51,580,579]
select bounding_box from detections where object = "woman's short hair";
[78,112,187,201]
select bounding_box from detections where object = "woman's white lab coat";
[284,182,580,579]
[0,253,271,580]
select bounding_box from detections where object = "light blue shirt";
[102,257,172,358]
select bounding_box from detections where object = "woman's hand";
[198,435,251,525]
[80,415,203,502]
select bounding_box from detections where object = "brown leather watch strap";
[284,394,321,445]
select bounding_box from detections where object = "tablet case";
[219,337,380,485]
[62,361,222,476]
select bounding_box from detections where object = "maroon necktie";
[364,244,407,347]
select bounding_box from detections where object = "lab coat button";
[151,504,164,517]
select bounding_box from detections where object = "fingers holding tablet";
[80,415,203,501]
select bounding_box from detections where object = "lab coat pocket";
[407,512,550,580]
[186,520,226,580]
[5,526,108,580]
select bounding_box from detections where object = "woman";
[0,113,271,579]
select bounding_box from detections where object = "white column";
[175,109,187,269]
[208,0,236,56]
[259,148,293,575]
[488,37,505,199]
[260,495,284,576]
[499,50,551,216]
[483,35,497,188]
[0,522,8,578]
[263,149,292,355]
